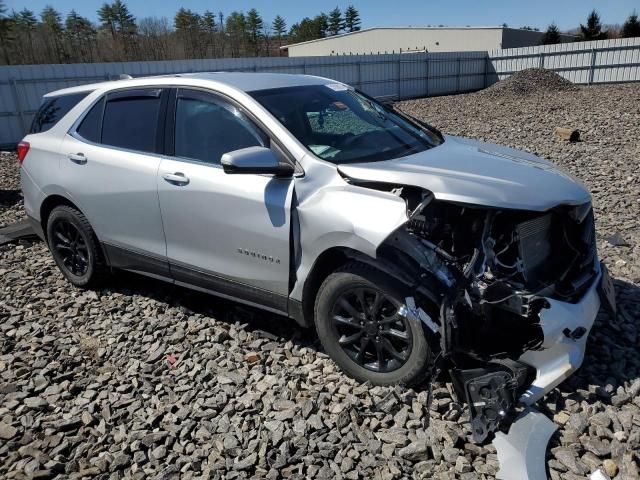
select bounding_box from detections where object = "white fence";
[489,37,640,84]
[1,37,639,147]
[0,52,488,148]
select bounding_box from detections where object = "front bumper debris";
[518,266,602,405]
[493,407,558,480]
[447,262,607,442]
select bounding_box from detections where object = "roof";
[176,72,333,91]
[282,26,546,49]
[44,72,334,98]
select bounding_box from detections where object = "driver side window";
[174,89,268,165]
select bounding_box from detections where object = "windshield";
[250,84,442,164]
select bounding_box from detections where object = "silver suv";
[19,73,615,441]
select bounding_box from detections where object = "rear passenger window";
[30,92,90,134]
[174,89,267,165]
[76,98,104,143]
[101,89,163,153]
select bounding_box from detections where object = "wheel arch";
[39,194,83,240]
[297,239,447,328]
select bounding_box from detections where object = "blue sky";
[4,0,639,31]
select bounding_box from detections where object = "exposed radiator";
[516,214,553,283]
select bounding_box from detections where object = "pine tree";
[41,7,63,35]
[580,10,608,41]
[14,8,38,63]
[272,15,286,39]
[201,10,217,57]
[344,5,361,32]
[17,8,37,28]
[621,12,640,38]
[226,11,247,57]
[541,23,561,45]
[98,0,136,58]
[246,8,263,56]
[112,0,136,35]
[202,10,216,33]
[317,13,328,37]
[272,15,286,56]
[65,10,96,62]
[328,7,343,36]
[41,6,66,62]
[174,8,202,58]
[289,15,327,43]
[98,3,116,40]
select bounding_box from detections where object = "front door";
[157,88,294,312]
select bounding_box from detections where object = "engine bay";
[352,181,600,442]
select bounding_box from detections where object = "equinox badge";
[237,248,281,264]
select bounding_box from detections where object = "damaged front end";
[365,184,606,442]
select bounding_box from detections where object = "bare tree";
[138,17,170,60]
[0,0,13,64]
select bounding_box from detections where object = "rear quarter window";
[30,91,90,134]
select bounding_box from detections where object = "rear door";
[60,87,170,276]
[157,88,294,311]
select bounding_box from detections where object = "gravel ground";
[1,75,640,480]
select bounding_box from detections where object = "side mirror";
[221,146,294,177]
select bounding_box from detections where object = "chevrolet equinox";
[19,73,615,441]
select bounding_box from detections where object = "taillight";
[17,141,30,165]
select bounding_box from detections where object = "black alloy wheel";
[46,205,105,288]
[50,218,90,276]
[315,262,431,386]
[331,287,412,373]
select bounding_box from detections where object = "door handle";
[162,172,190,185]
[68,153,87,164]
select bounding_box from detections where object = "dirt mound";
[480,68,578,97]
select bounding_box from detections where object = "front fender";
[290,168,408,302]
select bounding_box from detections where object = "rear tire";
[46,206,105,288]
[314,262,431,386]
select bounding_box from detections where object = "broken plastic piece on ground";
[451,359,530,443]
[589,469,610,480]
[0,219,36,245]
[494,407,558,480]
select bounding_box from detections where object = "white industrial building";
[282,26,576,57]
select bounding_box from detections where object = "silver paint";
[21,73,604,410]
[518,266,602,405]
[494,407,558,480]
[338,135,591,211]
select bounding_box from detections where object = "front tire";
[314,262,431,386]
[46,206,104,288]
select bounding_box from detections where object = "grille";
[516,214,553,283]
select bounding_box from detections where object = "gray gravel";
[1,77,640,479]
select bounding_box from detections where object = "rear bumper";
[27,214,45,241]
[20,166,44,222]
[518,264,602,404]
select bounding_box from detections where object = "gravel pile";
[478,68,578,98]
[1,82,639,480]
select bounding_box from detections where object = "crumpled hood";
[338,135,591,211]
